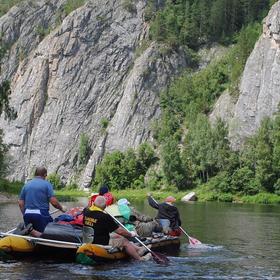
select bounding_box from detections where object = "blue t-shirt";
[19,177,54,211]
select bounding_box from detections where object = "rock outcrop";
[181,192,197,202]
[228,1,280,149]
[0,0,189,187]
[209,90,235,126]
[3,0,278,186]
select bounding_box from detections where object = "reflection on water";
[0,199,280,279]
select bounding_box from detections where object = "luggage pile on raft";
[0,207,180,264]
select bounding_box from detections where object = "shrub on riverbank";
[195,184,280,204]
[0,178,22,194]
[1,181,279,205]
[240,193,280,204]
[56,187,280,205]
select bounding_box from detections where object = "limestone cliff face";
[228,1,280,149]
[0,0,188,186]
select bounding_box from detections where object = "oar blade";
[151,251,169,264]
[189,237,202,246]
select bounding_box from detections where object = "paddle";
[105,210,169,264]
[179,226,202,246]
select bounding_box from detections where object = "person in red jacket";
[88,184,115,207]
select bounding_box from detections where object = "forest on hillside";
[93,0,280,202]
[148,0,275,48]
[0,0,280,203]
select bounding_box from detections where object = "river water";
[0,198,279,280]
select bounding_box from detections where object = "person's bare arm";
[49,196,65,212]
[18,199,25,214]
[115,226,135,238]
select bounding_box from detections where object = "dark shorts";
[23,209,53,232]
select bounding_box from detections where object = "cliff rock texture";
[228,1,280,149]
[0,0,188,186]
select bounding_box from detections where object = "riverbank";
[57,188,280,205]
[0,193,17,203]
[55,188,188,202]
[196,185,280,204]
[1,177,279,204]
[0,179,21,203]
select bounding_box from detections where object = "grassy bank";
[195,185,280,204]
[55,188,187,202]
[111,189,187,202]
[57,187,280,205]
[0,179,279,205]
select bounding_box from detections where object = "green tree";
[254,119,274,191]
[0,130,8,176]
[209,0,225,40]
[0,81,17,176]
[228,22,262,85]
[271,112,280,192]
[149,0,269,48]
[240,117,276,193]
[120,148,139,187]
[47,173,64,190]
[137,142,156,174]
[78,133,90,167]
[211,118,232,170]
[94,151,125,189]
[0,81,17,120]
[161,137,187,189]
[93,145,156,190]
[182,115,232,184]
[183,114,215,182]
[230,166,259,195]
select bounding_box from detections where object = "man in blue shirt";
[18,167,66,237]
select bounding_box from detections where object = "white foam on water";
[181,243,224,251]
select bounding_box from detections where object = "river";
[0,198,279,280]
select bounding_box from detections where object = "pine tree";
[161,137,187,189]
[0,81,17,120]
[209,0,225,40]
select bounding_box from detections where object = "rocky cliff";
[3,0,279,187]
[0,0,188,187]
[211,1,280,149]
[229,1,280,148]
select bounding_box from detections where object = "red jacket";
[88,192,114,207]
